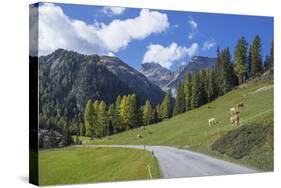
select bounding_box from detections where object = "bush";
[211,120,273,159]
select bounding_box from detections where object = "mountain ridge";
[38,49,165,123]
[140,56,217,95]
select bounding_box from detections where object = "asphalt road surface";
[78,145,257,178]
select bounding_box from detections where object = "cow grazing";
[208,118,217,126]
[230,114,239,126]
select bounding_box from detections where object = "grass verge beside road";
[38,146,160,185]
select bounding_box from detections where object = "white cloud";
[31,3,169,56]
[98,9,169,52]
[142,42,199,69]
[102,6,126,16]
[188,17,198,40]
[202,39,216,51]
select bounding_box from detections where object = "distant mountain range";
[140,56,217,96]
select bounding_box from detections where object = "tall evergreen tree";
[127,94,138,129]
[143,100,153,126]
[183,73,192,111]
[84,100,94,139]
[199,69,208,105]
[159,90,173,120]
[206,69,217,102]
[216,47,236,94]
[234,36,248,84]
[131,94,143,128]
[250,35,263,76]
[191,71,201,109]
[173,82,185,116]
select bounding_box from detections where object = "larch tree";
[119,95,129,130]
[143,100,153,126]
[84,99,94,139]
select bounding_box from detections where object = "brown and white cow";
[230,114,239,126]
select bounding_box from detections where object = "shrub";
[211,120,273,159]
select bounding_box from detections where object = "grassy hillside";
[39,147,160,185]
[81,79,273,171]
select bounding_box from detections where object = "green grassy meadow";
[81,80,273,171]
[38,147,160,185]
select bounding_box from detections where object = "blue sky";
[33,3,273,71]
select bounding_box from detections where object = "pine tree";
[84,100,94,139]
[134,94,144,128]
[216,48,236,94]
[199,69,208,105]
[250,35,263,76]
[191,71,201,109]
[206,69,217,102]
[173,82,185,116]
[143,100,153,126]
[159,90,173,120]
[183,73,192,111]
[234,36,248,84]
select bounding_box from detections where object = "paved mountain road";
[76,145,257,178]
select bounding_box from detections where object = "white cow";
[208,118,217,126]
[230,114,239,126]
